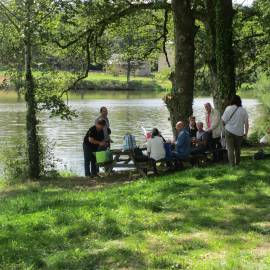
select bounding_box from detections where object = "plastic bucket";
[95,150,113,164]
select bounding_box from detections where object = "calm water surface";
[0,97,260,175]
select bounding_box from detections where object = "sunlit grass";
[1,156,270,269]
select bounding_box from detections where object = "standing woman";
[204,102,222,161]
[222,95,249,166]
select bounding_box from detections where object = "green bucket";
[95,150,113,164]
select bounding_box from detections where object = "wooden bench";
[99,148,153,177]
[99,147,228,177]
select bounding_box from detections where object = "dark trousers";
[150,158,158,174]
[210,136,222,161]
[83,143,98,177]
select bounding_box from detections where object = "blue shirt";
[176,129,191,158]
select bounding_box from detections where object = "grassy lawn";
[1,157,270,269]
[0,69,171,93]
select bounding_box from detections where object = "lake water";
[0,97,260,176]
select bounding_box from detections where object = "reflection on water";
[0,97,260,175]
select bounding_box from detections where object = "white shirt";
[260,134,270,144]
[147,136,165,161]
[222,105,249,136]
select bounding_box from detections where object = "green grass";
[1,155,270,269]
[1,69,172,91]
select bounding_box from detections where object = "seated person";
[147,128,166,174]
[83,119,108,177]
[172,121,191,160]
[188,116,198,138]
[191,122,209,155]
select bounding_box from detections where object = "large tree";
[215,0,235,113]
[202,0,235,113]
[164,0,196,135]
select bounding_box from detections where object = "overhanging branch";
[0,1,21,33]
[54,2,170,49]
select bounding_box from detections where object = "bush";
[249,73,270,141]
[0,142,29,183]
[0,136,60,183]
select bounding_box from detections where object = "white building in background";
[107,54,151,76]
[158,47,174,72]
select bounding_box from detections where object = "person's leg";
[209,135,216,161]
[90,152,98,176]
[83,143,91,177]
[171,151,184,169]
[234,135,243,165]
[212,137,221,162]
[215,137,222,161]
[151,158,158,174]
[225,130,236,166]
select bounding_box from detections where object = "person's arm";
[244,118,249,138]
[197,133,207,146]
[89,137,106,147]
[94,117,99,125]
[205,113,208,130]
[197,138,207,146]
[88,127,106,146]
[147,141,151,156]
[210,110,220,130]
[176,133,184,148]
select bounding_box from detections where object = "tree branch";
[60,33,93,97]
[162,9,171,68]
[234,33,265,43]
[0,2,21,33]
[54,2,171,49]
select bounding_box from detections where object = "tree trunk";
[164,0,195,137]
[215,0,236,113]
[127,59,131,84]
[24,0,40,179]
[15,63,23,102]
[204,0,219,108]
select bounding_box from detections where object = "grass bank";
[0,70,171,93]
[1,154,270,269]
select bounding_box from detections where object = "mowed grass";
[1,158,270,269]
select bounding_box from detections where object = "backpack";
[133,148,149,162]
[164,143,172,159]
[123,134,136,151]
[253,149,265,160]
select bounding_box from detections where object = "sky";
[233,0,254,6]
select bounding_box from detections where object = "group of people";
[83,95,249,177]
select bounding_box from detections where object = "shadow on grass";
[1,159,270,269]
[48,246,146,270]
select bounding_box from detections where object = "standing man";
[204,102,222,161]
[83,119,108,177]
[95,106,112,144]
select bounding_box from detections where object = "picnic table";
[98,147,228,178]
[100,148,150,177]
